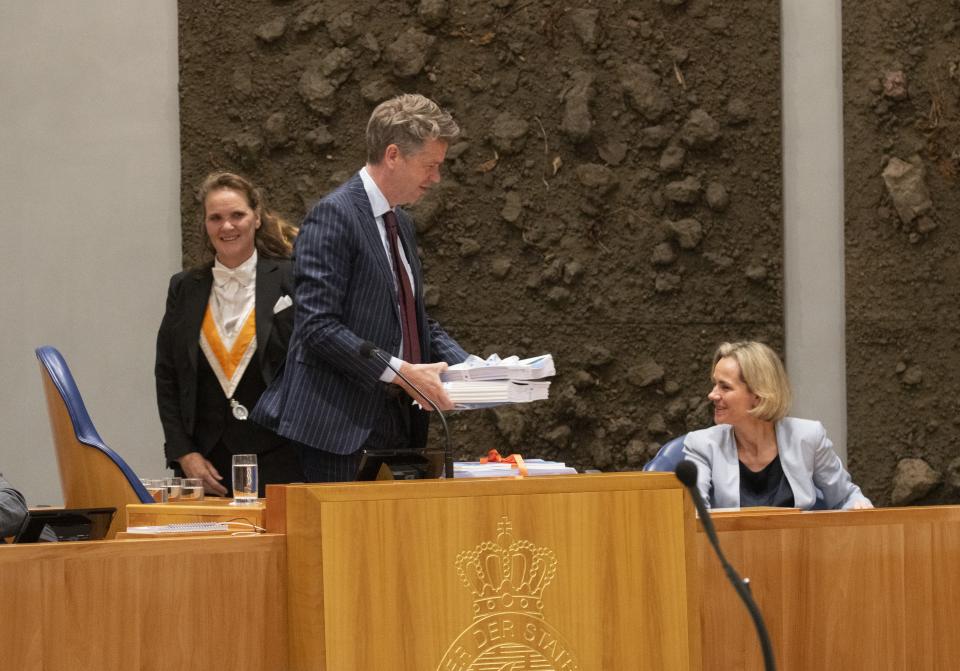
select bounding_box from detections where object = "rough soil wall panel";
[178,0,783,472]
[844,0,960,505]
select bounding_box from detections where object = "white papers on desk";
[442,354,555,382]
[445,379,551,409]
[454,459,577,478]
[126,522,230,534]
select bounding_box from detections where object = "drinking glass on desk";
[231,454,258,505]
[164,477,182,502]
[144,479,167,503]
[180,478,204,501]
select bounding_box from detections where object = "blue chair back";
[643,434,688,472]
[36,346,153,517]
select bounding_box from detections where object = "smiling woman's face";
[708,356,758,427]
[204,188,260,268]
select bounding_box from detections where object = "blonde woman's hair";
[365,93,459,164]
[713,341,792,422]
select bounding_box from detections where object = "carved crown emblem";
[455,516,558,618]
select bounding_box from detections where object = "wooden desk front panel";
[700,507,960,671]
[285,473,701,671]
[0,535,287,671]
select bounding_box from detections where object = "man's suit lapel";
[255,257,281,364]
[183,267,213,373]
[349,175,401,321]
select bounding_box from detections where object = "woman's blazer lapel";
[180,267,213,376]
[255,256,281,363]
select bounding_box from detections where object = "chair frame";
[36,346,153,537]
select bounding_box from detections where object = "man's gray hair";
[366,93,459,164]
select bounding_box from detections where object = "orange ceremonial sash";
[199,304,257,399]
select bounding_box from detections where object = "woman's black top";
[739,454,795,508]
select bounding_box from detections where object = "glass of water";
[231,454,258,505]
[180,478,204,501]
[144,479,168,503]
[164,477,182,502]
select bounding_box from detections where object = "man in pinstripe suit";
[251,94,469,481]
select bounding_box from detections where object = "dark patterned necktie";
[383,210,421,364]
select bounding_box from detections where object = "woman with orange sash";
[155,172,303,496]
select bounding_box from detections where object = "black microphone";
[359,341,454,479]
[675,460,778,671]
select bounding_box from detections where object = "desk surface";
[710,503,960,530]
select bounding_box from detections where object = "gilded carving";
[436,517,582,670]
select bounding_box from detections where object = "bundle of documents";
[439,353,555,410]
[442,354,555,382]
[454,459,577,478]
[444,379,551,409]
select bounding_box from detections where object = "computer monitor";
[355,447,446,481]
[13,507,116,543]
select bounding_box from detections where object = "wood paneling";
[700,507,960,671]
[10,480,960,670]
[0,535,287,671]
[281,472,700,671]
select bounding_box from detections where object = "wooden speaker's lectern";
[269,472,701,670]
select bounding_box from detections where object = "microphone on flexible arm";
[675,460,778,671]
[359,341,454,479]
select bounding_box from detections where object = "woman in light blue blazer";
[682,341,872,510]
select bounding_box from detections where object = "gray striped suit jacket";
[251,173,468,455]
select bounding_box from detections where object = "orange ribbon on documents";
[480,449,528,477]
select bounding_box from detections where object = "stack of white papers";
[126,522,230,534]
[442,354,555,382]
[454,459,577,478]
[444,380,550,409]
[441,354,555,410]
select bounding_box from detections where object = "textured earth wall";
[844,0,960,506]
[178,0,783,472]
